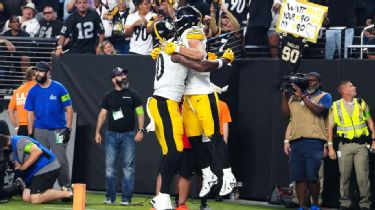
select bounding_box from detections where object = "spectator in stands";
[111,0,131,54]
[324,0,356,59]
[155,0,175,22]
[0,0,24,30]
[8,67,36,136]
[0,37,15,52]
[0,134,73,204]
[2,15,31,73]
[33,0,60,16]
[244,0,273,56]
[0,37,16,89]
[268,0,282,58]
[209,3,240,38]
[98,40,117,54]
[55,0,105,55]
[94,0,113,39]
[25,61,74,192]
[95,67,144,205]
[2,2,40,37]
[36,6,63,38]
[125,0,156,55]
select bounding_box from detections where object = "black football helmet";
[153,20,176,44]
[174,5,202,36]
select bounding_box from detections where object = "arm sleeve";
[132,90,143,108]
[101,92,110,110]
[59,84,72,107]
[61,13,74,37]
[8,91,17,110]
[95,12,105,34]
[24,88,34,111]
[318,93,333,110]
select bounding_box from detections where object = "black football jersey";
[37,20,63,38]
[280,34,306,73]
[60,9,104,54]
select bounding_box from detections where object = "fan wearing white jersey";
[148,20,234,210]
[163,5,237,199]
[124,0,156,55]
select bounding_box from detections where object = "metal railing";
[345,24,375,59]
[206,29,245,58]
[0,36,57,99]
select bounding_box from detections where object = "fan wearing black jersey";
[55,0,105,55]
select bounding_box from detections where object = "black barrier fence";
[51,55,375,204]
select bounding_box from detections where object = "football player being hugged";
[163,5,237,199]
[148,20,234,210]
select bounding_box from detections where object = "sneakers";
[61,185,73,203]
[200,203,211,210]
[176,204,189,210]
[102,199,115,205]
[310,205,320,210]
[14,177,26,195]
[219,172,236,196]
[199,173,218,197]
[121,201,131,206]
[150,193,173,210]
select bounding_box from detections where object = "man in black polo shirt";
[55,0,104,55]
[95,67,144,206]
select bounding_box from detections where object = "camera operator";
[0,120,25,203]
[0,132,73,204]
[327,81,374,210]
[281,72,332,210]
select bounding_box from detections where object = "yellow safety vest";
[332,98,369,139]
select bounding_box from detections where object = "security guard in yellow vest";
[328,81,375,210]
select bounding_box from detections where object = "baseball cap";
[307,72,321,81]
[111,67,128,78]
[35,61,51,72]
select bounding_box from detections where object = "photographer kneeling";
[281,72,332,210]
[0,134,72,204]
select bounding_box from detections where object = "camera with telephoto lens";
[280,73,309,94]
[0,148,21,203]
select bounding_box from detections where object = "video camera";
[0,148,18,203]
[280,73,309,94]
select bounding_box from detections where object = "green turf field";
[0,193,288,210]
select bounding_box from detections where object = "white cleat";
[199,173,218,197]
[150,193,173,210]
[219,172,236,196]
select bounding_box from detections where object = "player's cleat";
[176,204,189,210]
[150,193,173,210]
[200,203,211,210]
[219,172,236,196]
[199,173,218,197]
[61,184,73,203]
[120,201,131,206]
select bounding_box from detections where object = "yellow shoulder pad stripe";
[186,33,205,40]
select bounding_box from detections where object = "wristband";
[137,128,144,133]
[216,59,223,68]
[175,45,180,53]
[327,142,333,145]
[56,45,62,49]
[284,140,289,144]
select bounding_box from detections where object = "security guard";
[328,81,375,210]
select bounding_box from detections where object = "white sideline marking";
[43,207,98,210]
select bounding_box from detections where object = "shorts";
[288,138,324,182]
[29,169,60,194]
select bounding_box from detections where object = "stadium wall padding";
[52,55,375,203]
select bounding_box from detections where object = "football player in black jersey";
[55,0,104,55]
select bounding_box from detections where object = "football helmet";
[153,20,176,44]
[174,5,202,36]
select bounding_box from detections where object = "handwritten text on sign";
[276,0,328,43]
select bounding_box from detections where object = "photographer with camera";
[327,81,375,210]
[25,61,73,192]
[0,121,25,203]
[0,134,73,204]
[281,72,332,210]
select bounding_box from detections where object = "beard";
[116,79,129,89]
[36,74,47,84]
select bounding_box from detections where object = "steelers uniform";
[147,51,189,155]
[179,26,231,169]
[180,26,220,138]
